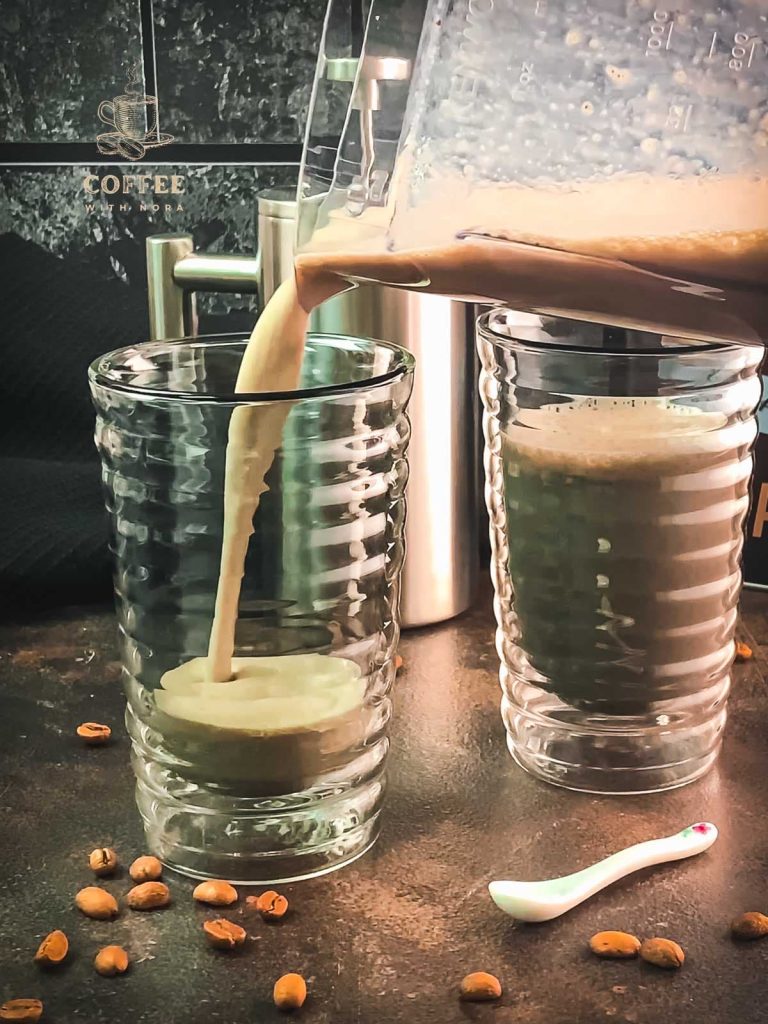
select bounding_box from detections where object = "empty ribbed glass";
[478,309,761,794]
[90,333,413,881]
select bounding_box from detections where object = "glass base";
[501,690,727,795]
[507,733,721,795]
[132,753,385,884]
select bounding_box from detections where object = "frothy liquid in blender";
[159,171,767,785]
[298,173,768,344]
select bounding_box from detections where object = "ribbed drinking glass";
[478,309,761,794]
[90,333,413,881]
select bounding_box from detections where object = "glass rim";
[89,331,416,404]
[476,308,746,357]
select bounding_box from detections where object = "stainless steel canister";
[311,286,478,627]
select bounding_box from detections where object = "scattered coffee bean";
[589,930,641,959]
[639,937,685,969]
[459,972,503,1001]
[129,855,163,883]
[273,973,308,1011]
[94,945,130,976]
[126,881,171,911]
[76,722,112,745]
[735,641,754,662]
[193,880,238,906]
[252,890,289,921]
[0,1000,43,1022]
[731,912,768,940]
[75,886,119,920]
[34,930,68,968]
[88,847,119,877]
[203,919,247,950]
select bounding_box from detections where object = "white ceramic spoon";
[488,822,718,923]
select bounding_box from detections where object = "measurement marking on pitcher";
[706,28,761,69]
[666,102,694,132]
[730,32,753,72]
[519,61,534,86]
[646,10,674,55]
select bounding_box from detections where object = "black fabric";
[0,233,149,617]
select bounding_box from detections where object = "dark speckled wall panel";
[0,0,144,143]
[0,165,297,320]
[0,1,327,326]
[152,0,326,144]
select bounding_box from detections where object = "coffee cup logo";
[97,61,174,161]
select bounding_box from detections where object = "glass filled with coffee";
[478,309,761,794]
[90,332,413,882]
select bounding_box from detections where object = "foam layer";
[158,653,364,733]
[504,398,757,477]
[304,173,768,283]
[392,174,768,276]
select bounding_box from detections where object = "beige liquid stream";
[159,172,768,766]
[157,275,367,765]
[206,278,309,683]
[156,274,368,787]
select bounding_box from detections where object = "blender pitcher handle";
[98,100,116,126]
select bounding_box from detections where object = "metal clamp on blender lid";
[324,55,410,215]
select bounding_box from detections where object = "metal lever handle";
[146,189,297,341]
[174,252,261,293]
[146,235,260,341]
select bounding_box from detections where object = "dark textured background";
[0,0,324,145]
[0,0,330,611]
[153,0,326,144]
[0,0,326,319]
[0,0,144,144]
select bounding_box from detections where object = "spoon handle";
[553,822,718,907]
[489,822,718,922]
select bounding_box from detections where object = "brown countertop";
[1,582,767,1023]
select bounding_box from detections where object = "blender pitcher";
[297,0,768,343]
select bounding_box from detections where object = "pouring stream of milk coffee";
[205,274,345,682]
